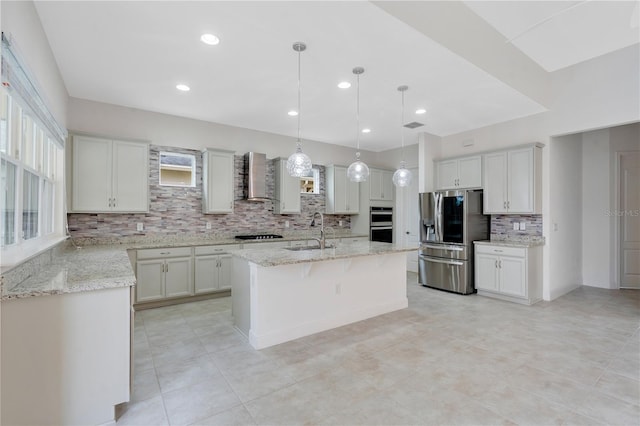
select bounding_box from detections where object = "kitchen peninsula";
[231,240,414,349]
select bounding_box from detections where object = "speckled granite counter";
[1,232,369,300]
[232,240,415,267]
[2,245,136,300]
[474,236,545,248]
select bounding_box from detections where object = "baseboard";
[549,283,581,301]
[134,290,230,310]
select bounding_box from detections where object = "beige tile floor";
[117,273,640,426]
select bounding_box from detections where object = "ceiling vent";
[404,121,424,129]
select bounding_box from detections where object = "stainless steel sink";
[285,245,334,251]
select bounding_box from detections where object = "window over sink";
[159,152,196,187]
[300,166,319,194]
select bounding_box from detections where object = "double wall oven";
[370,206,393,243]
[418,190,488,294]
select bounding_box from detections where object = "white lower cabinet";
[474,243,541,305]
[136,247,193,303]
[194,245,240,293]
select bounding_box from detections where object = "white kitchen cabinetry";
[483,145,542,214]
[326,165,360,214]
[194,245,240,293]
[274,158,301,214]
[202,149,235,214]
[136,247,192,303]
[369,168,394,201]
[72,135,149,212]
[475,243,542,305]
[435,156,482,190]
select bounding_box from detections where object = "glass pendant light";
[286,42,312,177]
[392,85,412,187]
[347,67,369,182]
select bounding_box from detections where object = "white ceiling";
[33,1,639,152]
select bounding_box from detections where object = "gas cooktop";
[235,234,284,240]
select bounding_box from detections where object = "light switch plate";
[513,222,519,231]
[339,220,343,227]
[136,223,144,231]
[285,220,290,228]
[206,222,212,230]
[519,222,526,230]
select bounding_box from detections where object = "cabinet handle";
[161,263,165,273]
[165,263,168,272]
[499,260,502,268]
[494,249,503,253]
[507,201,510,209]
[113,198,116,207]
[495,260,498,269]
[503,201,507,209]
[160,251,171,255]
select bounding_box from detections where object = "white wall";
[67,97,385,168]
[582,129,612,288]
[548,134,583,300]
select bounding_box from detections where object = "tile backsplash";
[490,214,543,238]
[67,145,351,239]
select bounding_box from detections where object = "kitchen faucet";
[310,211,327,249]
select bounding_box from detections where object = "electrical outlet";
[206,222,212,230]
[136,223,144,231]
[554,223,559,231]
[512,222,519,231]
[519,222,526,230]
[285,220,290,228]
[336,283,341,295]
[339,220,343,227]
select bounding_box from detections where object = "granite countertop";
[2,232,369,300]
[232,240,415,267]
[2,245,136,300]
[474,237,545,248]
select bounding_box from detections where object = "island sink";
[285,245,334,251]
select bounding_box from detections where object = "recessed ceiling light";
[176,84,190,92]
[362,128,371,133]
[200,33,220,45]
[337,82,351,89]
[415,108,426,114]
[288,110,298,116]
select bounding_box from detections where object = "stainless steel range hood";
[244,152,269,201]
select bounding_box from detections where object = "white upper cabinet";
[326,165,360,214]
[72,135,149,213]
[274,158,301,214]
[202,149,235,214]
[483,145,542,214]
[435,155,482,190]
[369,168,394,201]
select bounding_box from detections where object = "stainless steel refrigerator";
[418,190,489,294]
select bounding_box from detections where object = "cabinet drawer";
[475,244,525,258]
[137,247,192,259]
[195,244,241,255]
[341,237,369,243]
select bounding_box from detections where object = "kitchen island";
[231,240,414,349]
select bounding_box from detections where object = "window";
[159,152,196,187]
[300,166,320,194]
[0,90,61,249]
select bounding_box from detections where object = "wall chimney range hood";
[244,152,270,201]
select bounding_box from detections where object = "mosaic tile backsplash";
[491,214,543,238]
[67,146,351,239]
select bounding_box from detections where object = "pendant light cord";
[356,72,360,159]
[401,88,405,160]
[296,47,301,145]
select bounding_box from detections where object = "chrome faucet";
[310,211,327,249]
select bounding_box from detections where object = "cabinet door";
[164,257,192,298]
[436,160,458,190]
[499,255,527,297]
[136,259,165,303]
[72,136,112,212]
[218,254,233,290]
[381,170,393,201]
[483,152,508,214]
[475,253,499,291]
[333,166,348,213]
[194,255,219,294]
[112,140,148,212]
[507,148,534,213]
[458,156,482,188]
[203,150,234,214]
[346,178,360,213]
[275,159,301,214]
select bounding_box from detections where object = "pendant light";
[286,42,313,177]
[347,67,369,182]
[392,85,412,187]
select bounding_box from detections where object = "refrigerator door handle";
[422,244,463,251]
[421,256,464,266]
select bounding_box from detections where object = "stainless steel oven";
[370,207,393,243]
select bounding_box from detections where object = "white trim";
[0,234,67,273]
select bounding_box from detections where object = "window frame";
[300,166,320,195]
[158,151,196,188]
